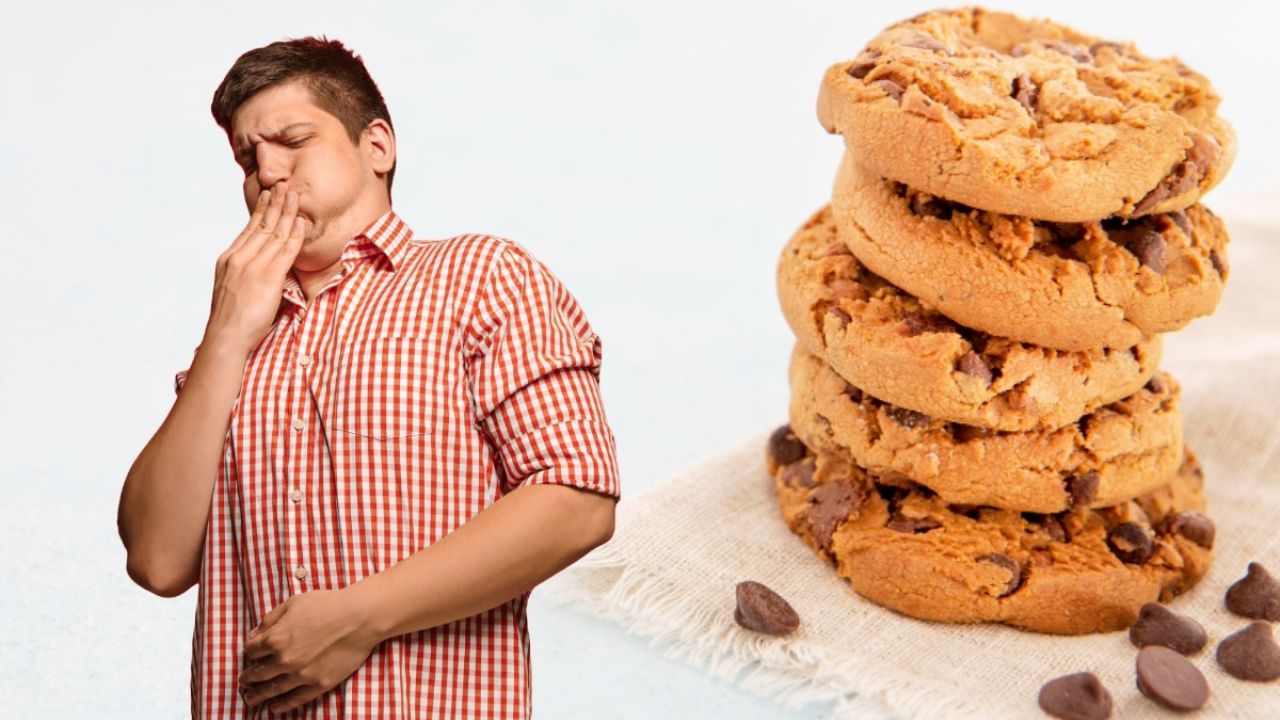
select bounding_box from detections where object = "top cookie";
[816,7,1236,221]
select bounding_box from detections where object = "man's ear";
[363,119,395,176]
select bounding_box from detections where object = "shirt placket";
[281,264,355,595]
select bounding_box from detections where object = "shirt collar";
[344,209,414,272]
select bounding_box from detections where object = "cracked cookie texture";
[766,426,1214,635]
[777,204,1163,429]
[832,154,1229,351]
[816,7,1236,222]
[788,345,1184,514]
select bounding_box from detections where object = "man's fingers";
[255,184,289,238]
[221,190,272,260]
[265,684,325,714]
[272,216,306,268]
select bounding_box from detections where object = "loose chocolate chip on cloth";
[1216,622,1280,682]
[1136,646,1209,711]
[543,224,1280,718]
[1038,672,1113,720]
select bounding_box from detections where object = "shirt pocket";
[331,337,433,442]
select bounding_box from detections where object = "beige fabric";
[548,218,1279,719]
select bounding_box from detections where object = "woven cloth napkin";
[547,218,1280,719]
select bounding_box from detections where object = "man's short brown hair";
[211,36,396,196]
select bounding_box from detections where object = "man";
[117,36,620,719]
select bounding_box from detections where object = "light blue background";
[1,1,1274,717]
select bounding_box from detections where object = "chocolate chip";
[1127,231,1167,273]
[908,194,952,220]
[828,305,852,329]
[1067,471,1100,508]
[980,553,1023,597]
[781,461,816,489]
[844,381,865,404]
[1012,73,1038,113]
[1133,161,1199,215]
[1186,132,1220,178]
[828,277,870,302]
[900,311,955,336]
[902,35,948,52]
[886,514,941,533]
[1136,645,1209,712]
[1038,672,1114,720]
[884,406,929,429]
[1169,210,1193,239]
[847,59,877,80]
[804,481,868,550]
[1145,374,1167,394]
[1209,250,1226,277]
[1225,562,1280,621]
[1216,621,1280,682]
[1042,514,1070,543]
[952,424,993,443]
[1107,522,1154,564]
[1129,603,1208,655]
[955,351,993,385]
[1089,41,1128,57]
[768,425,806,466]
[1131,176,1175,216]
[1156,511,1215,550]
[873,79,904,103]
[734,581,800,636]
[1041,40,1091,63]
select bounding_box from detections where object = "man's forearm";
[345,482,616,643]
[118,336,248,597]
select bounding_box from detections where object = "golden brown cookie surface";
[816,8,1236,221]
[777,205,1163,429]
[766,427,1214,635]
[832,156,1229,351]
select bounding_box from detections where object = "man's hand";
[238,587,381,714]
[203,182,305,357]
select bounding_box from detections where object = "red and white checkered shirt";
[174,210,620,719]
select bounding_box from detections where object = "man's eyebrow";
[234,122,317,158]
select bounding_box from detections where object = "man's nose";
[253,150,290,188]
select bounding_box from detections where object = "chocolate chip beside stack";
[1135,646,1210,712]
[734,580,800,636]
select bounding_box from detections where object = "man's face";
[229,81,388,265]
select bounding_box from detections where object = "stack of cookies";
[766,8,1235,635]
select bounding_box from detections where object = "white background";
[1,1,1274,717]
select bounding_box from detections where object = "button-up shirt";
[174,210,620,719]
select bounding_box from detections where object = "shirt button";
[290,488,303,503]
[294,566,308,580]
[292,418,305,432]
[298,355,311,368]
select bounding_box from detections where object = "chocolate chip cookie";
[831,155,1230,351]
[788,345,1184,513]
[767,428,1214,634]
[777,205,1163,430]
[816,7,1236,222]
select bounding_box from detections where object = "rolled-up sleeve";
[464,242,620,499]
[174,345,199,396]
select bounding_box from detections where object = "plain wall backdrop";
[2,1,1275,717]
